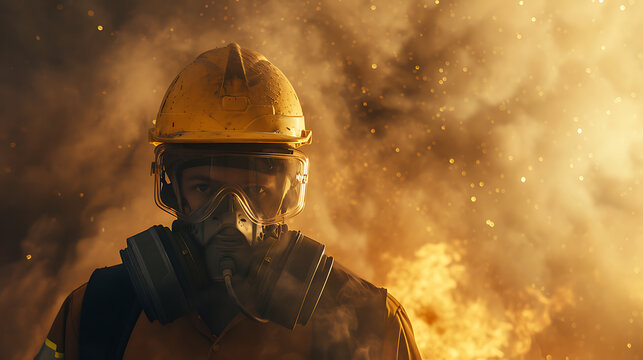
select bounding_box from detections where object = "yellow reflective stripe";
[44,338,57,351]
[45,338,64,359]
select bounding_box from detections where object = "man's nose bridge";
[217,194,242,225]
[227,195,236,212]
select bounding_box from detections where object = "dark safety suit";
[35,261,422,360]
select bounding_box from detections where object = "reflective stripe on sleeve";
[34,338,64,360]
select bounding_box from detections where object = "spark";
[577,128,583,134]
[579,175,584,181]
[97,25,104,31]
[486,219,495,228]
[521,176,527,183]
[620,4,626,10]
[449,158,455,164]
[470,196,477,202]
[26,254,32,260]
[371,63,378,69]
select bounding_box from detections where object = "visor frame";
[153,144,309,225]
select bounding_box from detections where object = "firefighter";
[35,43,422,360]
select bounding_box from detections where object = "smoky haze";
[2,0,643,359]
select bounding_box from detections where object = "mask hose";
[221,266,269,324]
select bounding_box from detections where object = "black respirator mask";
[120,147,333,329]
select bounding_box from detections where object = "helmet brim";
[149,129,312,148]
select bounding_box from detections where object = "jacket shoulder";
[310,263,385,359]
[382,293,423,360]
[35,283,87,360]
[311,262,422,360]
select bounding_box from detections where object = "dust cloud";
[2,0,643,359]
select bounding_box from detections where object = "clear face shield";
[153,144,309,226]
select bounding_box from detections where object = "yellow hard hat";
[150,43,311,148]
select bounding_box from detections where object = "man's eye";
[194,184,210,193]
[247,185,266,195]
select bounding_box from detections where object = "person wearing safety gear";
[35,43,422,360]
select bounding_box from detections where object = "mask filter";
[119,226,207,324]
[120,225,333,329]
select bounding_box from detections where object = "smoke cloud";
[2,0,643,359]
